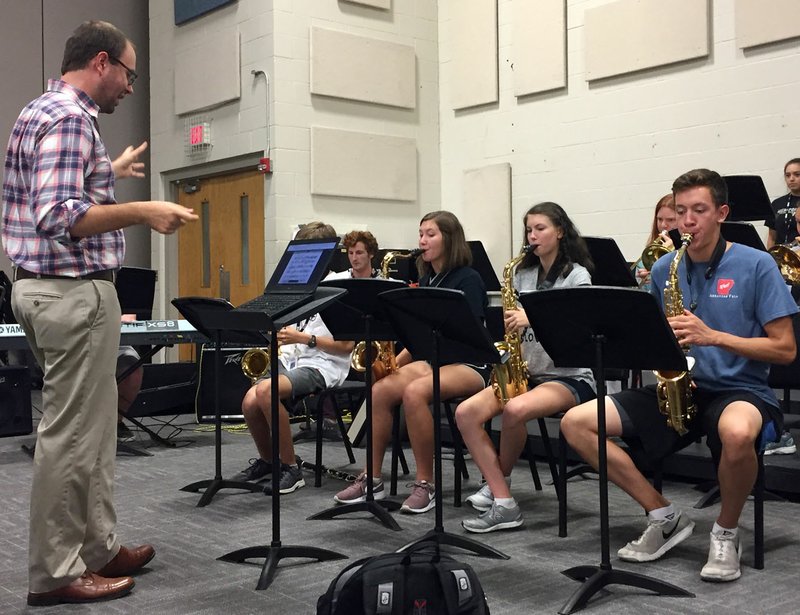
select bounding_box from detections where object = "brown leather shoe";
[27,571,134,606]
[97,544,156,577]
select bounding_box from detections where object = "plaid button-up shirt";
[2,79,124,276]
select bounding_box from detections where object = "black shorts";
[531,377,595,405]
[610,385,782,463]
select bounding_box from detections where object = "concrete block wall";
[269,0,440,254]
[148,0,440,283]
[438,0,800,261]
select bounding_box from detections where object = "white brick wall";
[149,0,441,276]
[148,0,800,298]
[439,0,800,261]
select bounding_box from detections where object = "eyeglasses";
[108,55,138,86]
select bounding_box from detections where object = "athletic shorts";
[256,363,326,400]
[611,385,782,463]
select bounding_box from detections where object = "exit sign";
[189,122,211,146]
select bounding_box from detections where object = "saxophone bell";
[351,340,398,382]
[242,347,270,385]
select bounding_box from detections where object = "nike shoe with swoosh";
[618,511,695,562]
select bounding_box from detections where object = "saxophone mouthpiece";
[522,244,534,254]
[408,248,423,258]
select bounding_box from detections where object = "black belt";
[14,267,116,283]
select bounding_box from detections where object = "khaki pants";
[12,278,121,592]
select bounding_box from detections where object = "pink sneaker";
[333,473,385,504]
[401,480,436,513]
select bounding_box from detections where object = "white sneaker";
[465,476,511,512]
[617,511,695,562]
[466,483,493,512]
[701,531,742,582]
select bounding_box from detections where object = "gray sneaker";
[764,432,796,455]
[617,511,695,562]
[333,473,385,504]
[462,500,523,533]
[701,531,742,582]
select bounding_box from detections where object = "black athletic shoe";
[117,422,135,442]
[231,458,272,482]
[263,463,305,495]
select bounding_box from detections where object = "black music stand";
[468,241,501,291]
[308,278,406,530]
[584,237,638,287]
[721,221,767,251]
[212,287,348,590]
[172,297,271,506]
[379,287,508,559]
[723,175,772,222]
[519,287,694,614]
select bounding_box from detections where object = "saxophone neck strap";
[685,234,727,284]
[536,261,562,290]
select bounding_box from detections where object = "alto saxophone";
[653,233,697,435]
[491,245,533,407]
[351,249,423,381]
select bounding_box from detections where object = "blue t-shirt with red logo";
[650,242,798,406]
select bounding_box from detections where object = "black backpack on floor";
[317,542,490,615]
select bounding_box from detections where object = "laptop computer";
[234,237,340,319]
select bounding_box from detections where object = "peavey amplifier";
[195,345,254,423]
[0,366,32,437]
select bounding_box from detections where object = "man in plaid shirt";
[2,20,197,607]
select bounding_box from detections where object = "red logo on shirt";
[716,279,734,295]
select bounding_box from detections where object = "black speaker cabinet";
[0,366,33,437]
[195,346,255,423]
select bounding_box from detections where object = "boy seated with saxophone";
[561,169,797,582]
[455,202,596,533]
[230,222,354,494]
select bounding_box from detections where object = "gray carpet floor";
[1,415,798,614]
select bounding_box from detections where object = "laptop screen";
[266,238,339,293]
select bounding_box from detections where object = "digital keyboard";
[0,319,207,351]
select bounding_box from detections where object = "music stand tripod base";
[559,565,692,614]
[180,478,264,508]
[219,541,347,591]
[308,499,402,530]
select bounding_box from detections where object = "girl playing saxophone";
[455,202,596,533]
